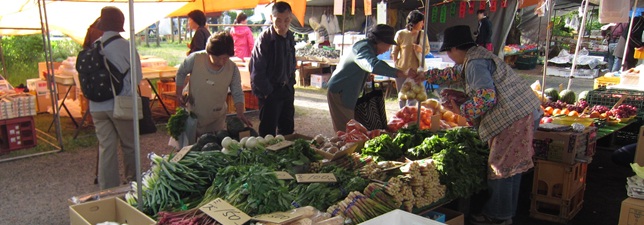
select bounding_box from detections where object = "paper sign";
[296,173,337,183]
[239,131,251,139]
[334,0,344,15]
[200,198,251,225]
[253,210,306,224]
[364,0,372,16]
[171,145,192,162]
[274,171,294,180]
[266,140,293,151]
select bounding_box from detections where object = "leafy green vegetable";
[362,134,402,161]
[166,107,191,140]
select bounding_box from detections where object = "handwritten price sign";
[266,140,293,151]
[274,171,294,180]
[295,173,337,183]
[171,145,192,162]
[252,210,304,224]
[200,198,250,225]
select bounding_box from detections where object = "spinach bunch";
[362,134,402,161]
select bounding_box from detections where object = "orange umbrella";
[169,0,305,26]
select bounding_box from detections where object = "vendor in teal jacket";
[327,24,420,131]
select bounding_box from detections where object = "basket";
[586,89,644,117]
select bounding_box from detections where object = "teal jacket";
[327,39,399,108]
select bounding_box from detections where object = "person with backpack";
[187,10,211,55]
[90,6,143,190]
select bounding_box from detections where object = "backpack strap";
[100,35,123,47]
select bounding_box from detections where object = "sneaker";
[470,214,510,225]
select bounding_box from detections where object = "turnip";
[275,134,285,141]
[265,134,274,142]
[221,137,233,149]
[240,137,249,147]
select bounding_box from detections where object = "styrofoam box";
[360,209,446,225]
[311,73,332,88]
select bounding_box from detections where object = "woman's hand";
[414,44,422,53]
[237,113,253,127]
[442,98,462,115]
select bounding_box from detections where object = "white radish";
[221,137,233,149]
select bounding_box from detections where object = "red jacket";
[232,26,255,58]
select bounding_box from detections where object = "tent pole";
[566,0,590,90]
[341,0,346,56]
[0,38,7,77]
[127,0,144,212]
[621,0,639,72]
[541,0,555,101]
[37,0,64,151]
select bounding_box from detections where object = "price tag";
[239,130,251,139]
[274,171,294,180]
[266,140,293,151]
[252,210,306,224]
[296,173,337,183]
[200,198,251,225]
[171,145,192,162]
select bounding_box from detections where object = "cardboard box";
[533,160,587,200]
[36,92,53,113]
[69,197,155,225]
[619,197,644,225]
[434,207,465,225]
[634,126,644,166]
[310,73,332,89]
[296,66,322,87]
[533,127,596,165]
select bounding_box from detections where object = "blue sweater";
[327,39,398,108]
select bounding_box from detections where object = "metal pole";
[566,0,590,90]
[621,0,640,72]
[541,0,555,101]
[127,0,144,211]
[37,0,64,151]
[417,0,431,126]
[341,1,346,56]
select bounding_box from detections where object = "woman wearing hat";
[187,10,211,55]
[326,24,420,132]
[427,25,542,225]
[392,10,430,108]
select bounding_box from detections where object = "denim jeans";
[613,57,622,72]
[482,173,522,220]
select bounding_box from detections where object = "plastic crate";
[530,185,585,224]
[593,76,621,89]
[244,91,259,110]
[586,89,644,117]
[533,160,587,200]
[0,116,37,153]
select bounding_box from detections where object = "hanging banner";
[432,6,439,23]
[333,0,343,15]
[502,0,508,8]
[440,4,447,23]
[377,1,387,24]
[451,2,457,16]
[364,0,372,16]
[469,2,475,14]
[352,0,356,15]
[490,0,498,12]
[459,1,467,18]
[479,1,486,10]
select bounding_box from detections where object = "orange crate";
[530,185,585,224]
[157,81,177,112]
[533,160,587,200]
[244,91,259,110]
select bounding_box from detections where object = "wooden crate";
[533,159,587,200]
[530,185,585,224]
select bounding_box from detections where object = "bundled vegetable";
[326,191,395,225]
[166,107,192,140]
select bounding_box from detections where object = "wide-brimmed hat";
[439,25,476,52]
[368,24,397,45]
[97,6,125,32]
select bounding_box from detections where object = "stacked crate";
[530,127,597,223]
[157,80,177,112]
[530,159,586,223]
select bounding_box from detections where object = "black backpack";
[76,35,129,102]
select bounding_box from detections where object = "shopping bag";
[139,96,157,135]
[355,89,388,130]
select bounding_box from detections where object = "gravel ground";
[0,65,619,225]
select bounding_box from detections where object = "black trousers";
[258,85,295,136]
